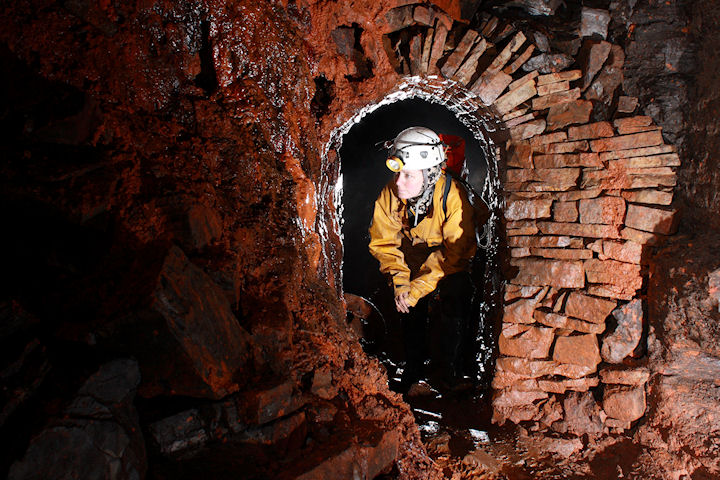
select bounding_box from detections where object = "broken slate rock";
[601,299,644,363]
[9,359,146,480]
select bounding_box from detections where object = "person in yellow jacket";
[369,126,478,390]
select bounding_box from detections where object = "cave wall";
[0,1,439,478]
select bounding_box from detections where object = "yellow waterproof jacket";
[368,175,477,307]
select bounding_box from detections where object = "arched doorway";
[326,78,505,391]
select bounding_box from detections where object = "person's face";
[395,169,424,199]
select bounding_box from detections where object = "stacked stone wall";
[365,4,681,435]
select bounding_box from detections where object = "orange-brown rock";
[510,258,585,288]
[508,235,584,248]
[530,131,568,146]
[530,248,593,260]
[534,310,605,334]
[537,80,570,96]
[546,100,593,130]
[553,334,601,367]
[533,152,601,168]
[509,119,547,140]
[553,201,578,222]
[499,325,555,359]
[505,199,554,220]
[601,299,644,363]
[537,377,599,394]
[602,386,646,422]
[621,189,673,206]
[532,87,581,110]
[538,140,590,154]
[584,259,643,294]
[503,297,541,324]
[589,130,664,152]
[536,70,582,85]
[599,144,675,160]
[578,196,626,225]
[507,142,534,168]
[599,367,650,385]
[589,240,643,264]
[537,221,621,239]
[613,115,654,135]
[564,292,616,324]
[578,39,611,89]
[621,227,663,246]
[568,121,614,140]
[625,204,680,234]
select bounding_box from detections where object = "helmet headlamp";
[386,156,404,172]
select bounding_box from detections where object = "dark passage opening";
[339,97,494,392]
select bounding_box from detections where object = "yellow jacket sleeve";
[407,181,476,306]
[368,185,412,296]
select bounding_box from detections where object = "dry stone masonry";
[378,4,681,435]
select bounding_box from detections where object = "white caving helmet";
[385,126,446,172]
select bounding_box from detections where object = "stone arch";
[317,5,681,435]
[325,76,507,378]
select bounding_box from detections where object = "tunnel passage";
[337,97,497,389]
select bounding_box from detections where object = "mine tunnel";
[2,0,720,479]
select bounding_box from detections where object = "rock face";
[9,360,146,480]
[639,230,720,476]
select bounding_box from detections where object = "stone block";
[530,248,593,260]
[564,292,616,324]
[578,39,612,89]
[508,235,584,248]
[537,140,590,154]
[508,70,539,91]
[456,38,489,84]
[579,196,626,225]
[537,221,621,239]
[505,199,553,220]
[609,154,680,169]
[621,189,673,205]
[620,227,663,246]
[580,7,611,39]
[473,70,513,105]
[589,130,664,152]
[536,69,582,85]
[553,334,601,367]
[538,377,599,394]
[551,189,602,201]
[599,367,650,385]
[617,95,638,113]
[613,116,653,134]
[602,386,646,422]
[506,112,539,128]
[585,259,643,295]
[504,285,543,302]
[510,258,585,288]
[530,131,568,146]
[593,240,643,264]
[599,144,675,161]
[534,310,605,334]
[586,285,634,301]
[504,44,536,74]
[503,298,540,324]
[625,204,680,235]
[547,100,593,130]
[532,88,581,110]
[499,324,555,358]
[562,391,605,436]
[522,53,574,74]
[507,142,534,168]
[510,119,547,140]
[538,80,570,96]
[554,201,578,222]
[441,29,479,77]
[585,45,624,104]
[495,76,537,115]
[568,121,614,140]
[601,299,644,363]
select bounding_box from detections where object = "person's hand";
[395,292,411,313]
